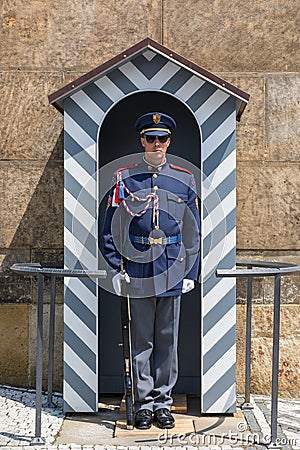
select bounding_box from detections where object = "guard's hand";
[112,272,130,296]
[182,279,195,294]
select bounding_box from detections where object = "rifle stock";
[120,269,134,429]
[119,216,134,429]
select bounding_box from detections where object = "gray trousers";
[130,295,181,412]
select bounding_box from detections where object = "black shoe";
[154,408,175,429]
[134,409,153,429]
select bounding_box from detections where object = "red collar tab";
[116,163,138,175]
[169,163,192,175]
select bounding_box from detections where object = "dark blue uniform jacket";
[102,158,201,298]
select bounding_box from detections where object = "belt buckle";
[149,237,163,245]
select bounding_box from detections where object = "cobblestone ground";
[0,385,299,450]
[0,385,64,447]
[252,395,300,450]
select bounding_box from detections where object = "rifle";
[119,221,134,429]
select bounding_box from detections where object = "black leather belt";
[129,234,182,245]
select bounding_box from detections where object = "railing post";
[9,264,107,445]
[31,272,46,445]
[47,275,56,407]
[267,273,281,449]
[242,266,254,409]
[216,262,300,449]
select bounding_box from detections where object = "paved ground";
[0,385,299,450]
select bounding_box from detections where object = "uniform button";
[148,166,152,171]
[153,173,158,178]
[153,186,158,191]
[177,198,182,203]
[180,257,184,262]
[154,225,159,230]
[131,197,135,202]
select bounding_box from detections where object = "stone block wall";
[0,0,299,396]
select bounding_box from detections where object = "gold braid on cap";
[140,127,171,135]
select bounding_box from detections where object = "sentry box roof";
[49,38,249,121]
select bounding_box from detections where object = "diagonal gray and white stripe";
[200,95,236,413]
[63,49,237,413]
[64,96,99,412]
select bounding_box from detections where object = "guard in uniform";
[102,112,201,429]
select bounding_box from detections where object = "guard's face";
[141,135,171,165]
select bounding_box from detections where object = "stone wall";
[0,0,299,396]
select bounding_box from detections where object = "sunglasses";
[144,135,169,143]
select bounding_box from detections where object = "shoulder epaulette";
[169,163,192,175]
[116,163,138,175]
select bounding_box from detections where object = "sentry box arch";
[49,38,249,414]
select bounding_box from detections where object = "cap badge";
[152,114,161,125]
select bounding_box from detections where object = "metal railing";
[9,260,300,446]
[10,263,107,446]
[217,260,300,449]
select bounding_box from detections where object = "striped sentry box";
[49,39,249,414]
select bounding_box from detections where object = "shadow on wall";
[0,128,64,390]
[2,129,64,302]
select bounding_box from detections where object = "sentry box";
[49,38,249,414]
